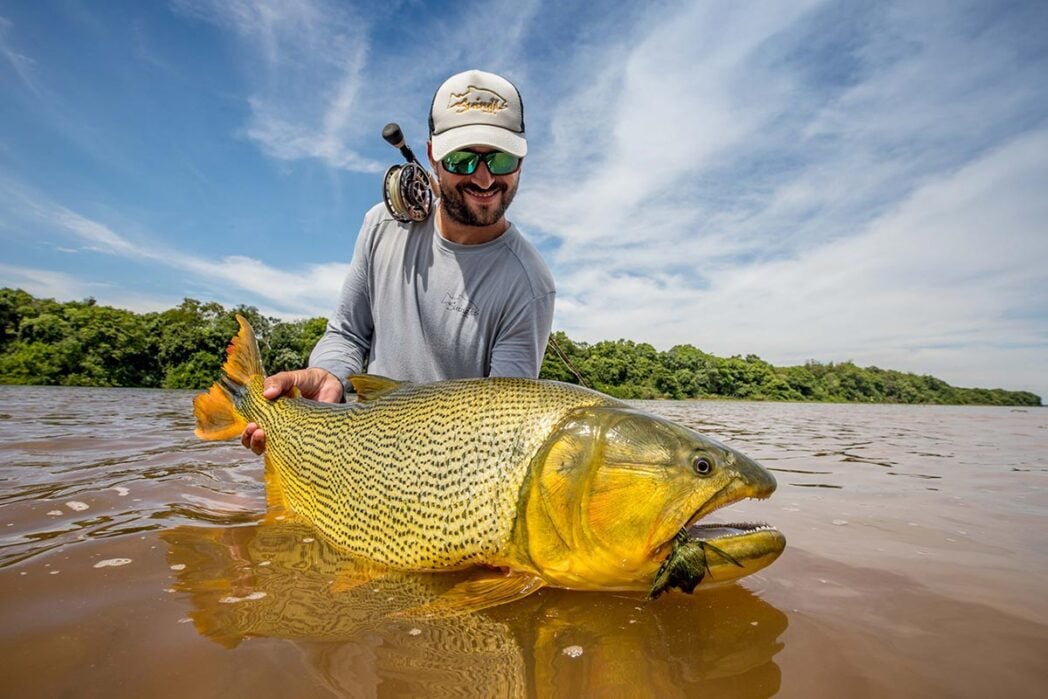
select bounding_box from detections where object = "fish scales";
[194,316,785,609]
[240,376,617,570]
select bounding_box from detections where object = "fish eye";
[692,455,713,476]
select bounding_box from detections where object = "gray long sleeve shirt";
[309,203,555,386]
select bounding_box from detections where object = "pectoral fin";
[392,570,546,618]
[262,453,294,520]
[329,557,391,593]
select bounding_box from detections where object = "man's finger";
[262,375,291,399]
[250,428,267,455]
[318,381,345,403]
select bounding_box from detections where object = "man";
[242,69,555,454]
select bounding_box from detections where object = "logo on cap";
[447,86,508,114]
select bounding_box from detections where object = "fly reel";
[382,123,434,223]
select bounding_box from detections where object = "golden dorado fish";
[193,316,785,614]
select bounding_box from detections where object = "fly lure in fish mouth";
[647,528,744,600]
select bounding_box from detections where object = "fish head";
[518,406,783,590]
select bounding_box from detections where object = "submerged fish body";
[193,316,785,613]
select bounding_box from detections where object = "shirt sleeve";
[488,290,556,378]
[308,218,375,386]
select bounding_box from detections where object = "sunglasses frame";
[441,150,522,176]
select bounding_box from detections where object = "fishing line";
[548,334,590,388]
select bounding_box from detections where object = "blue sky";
[2,0,1046,398]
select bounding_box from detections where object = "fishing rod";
[381,123,436,223]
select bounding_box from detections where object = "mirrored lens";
[442,151,480,175]
[442,150,521,176]
[485,152,521,175]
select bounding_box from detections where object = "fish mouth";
[649,463,783,599]
[648,520,786,599]
[686,521,779,541]
[672,461,779,552]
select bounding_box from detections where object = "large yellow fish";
[193,316,785,614]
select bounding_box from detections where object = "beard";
[439,177,519,227]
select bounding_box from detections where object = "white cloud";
[173,0,382,172]
[52,210,142,256]
[2,187,348,317]
[0,15,39,95]
[499,1,1048,396]
[551,126,1048,395]
[0,264,98,303]
[170,253,348,317]
[518,1,824,247]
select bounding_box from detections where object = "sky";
[1,0,1046,398]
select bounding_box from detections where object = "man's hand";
[240,368,345,455]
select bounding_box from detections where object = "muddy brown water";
[0,385,1045,698]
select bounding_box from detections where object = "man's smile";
[464,186,502,204]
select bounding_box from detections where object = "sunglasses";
[441,150,522,176]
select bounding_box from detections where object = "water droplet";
[47,510,63,516]
[562,645,584,658]
[170,564,186,571]
[407,628,422,636]
[94,558,132,568]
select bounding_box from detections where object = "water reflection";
[163,518,787,697]
[5,388,1046,697]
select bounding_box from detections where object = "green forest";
[0,288,1040,406]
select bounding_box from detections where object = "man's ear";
[425,141,441,198]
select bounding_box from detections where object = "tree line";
[0,288,1040,406]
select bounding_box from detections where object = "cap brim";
[431,126,527,161]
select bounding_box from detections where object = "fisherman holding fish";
[242,70,554,454]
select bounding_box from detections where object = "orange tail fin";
[192,315,265,441]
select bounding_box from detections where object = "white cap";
[429,70,526,160]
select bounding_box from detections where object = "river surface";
[0,385,1046,698]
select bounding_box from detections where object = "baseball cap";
[429,70,526,161]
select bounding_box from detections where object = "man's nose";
[471,162,496,187]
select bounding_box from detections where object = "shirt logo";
[442,293,479,318]
[447,86,508,114]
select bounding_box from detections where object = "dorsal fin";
[348,374,408,402]
[224,314,265,385]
